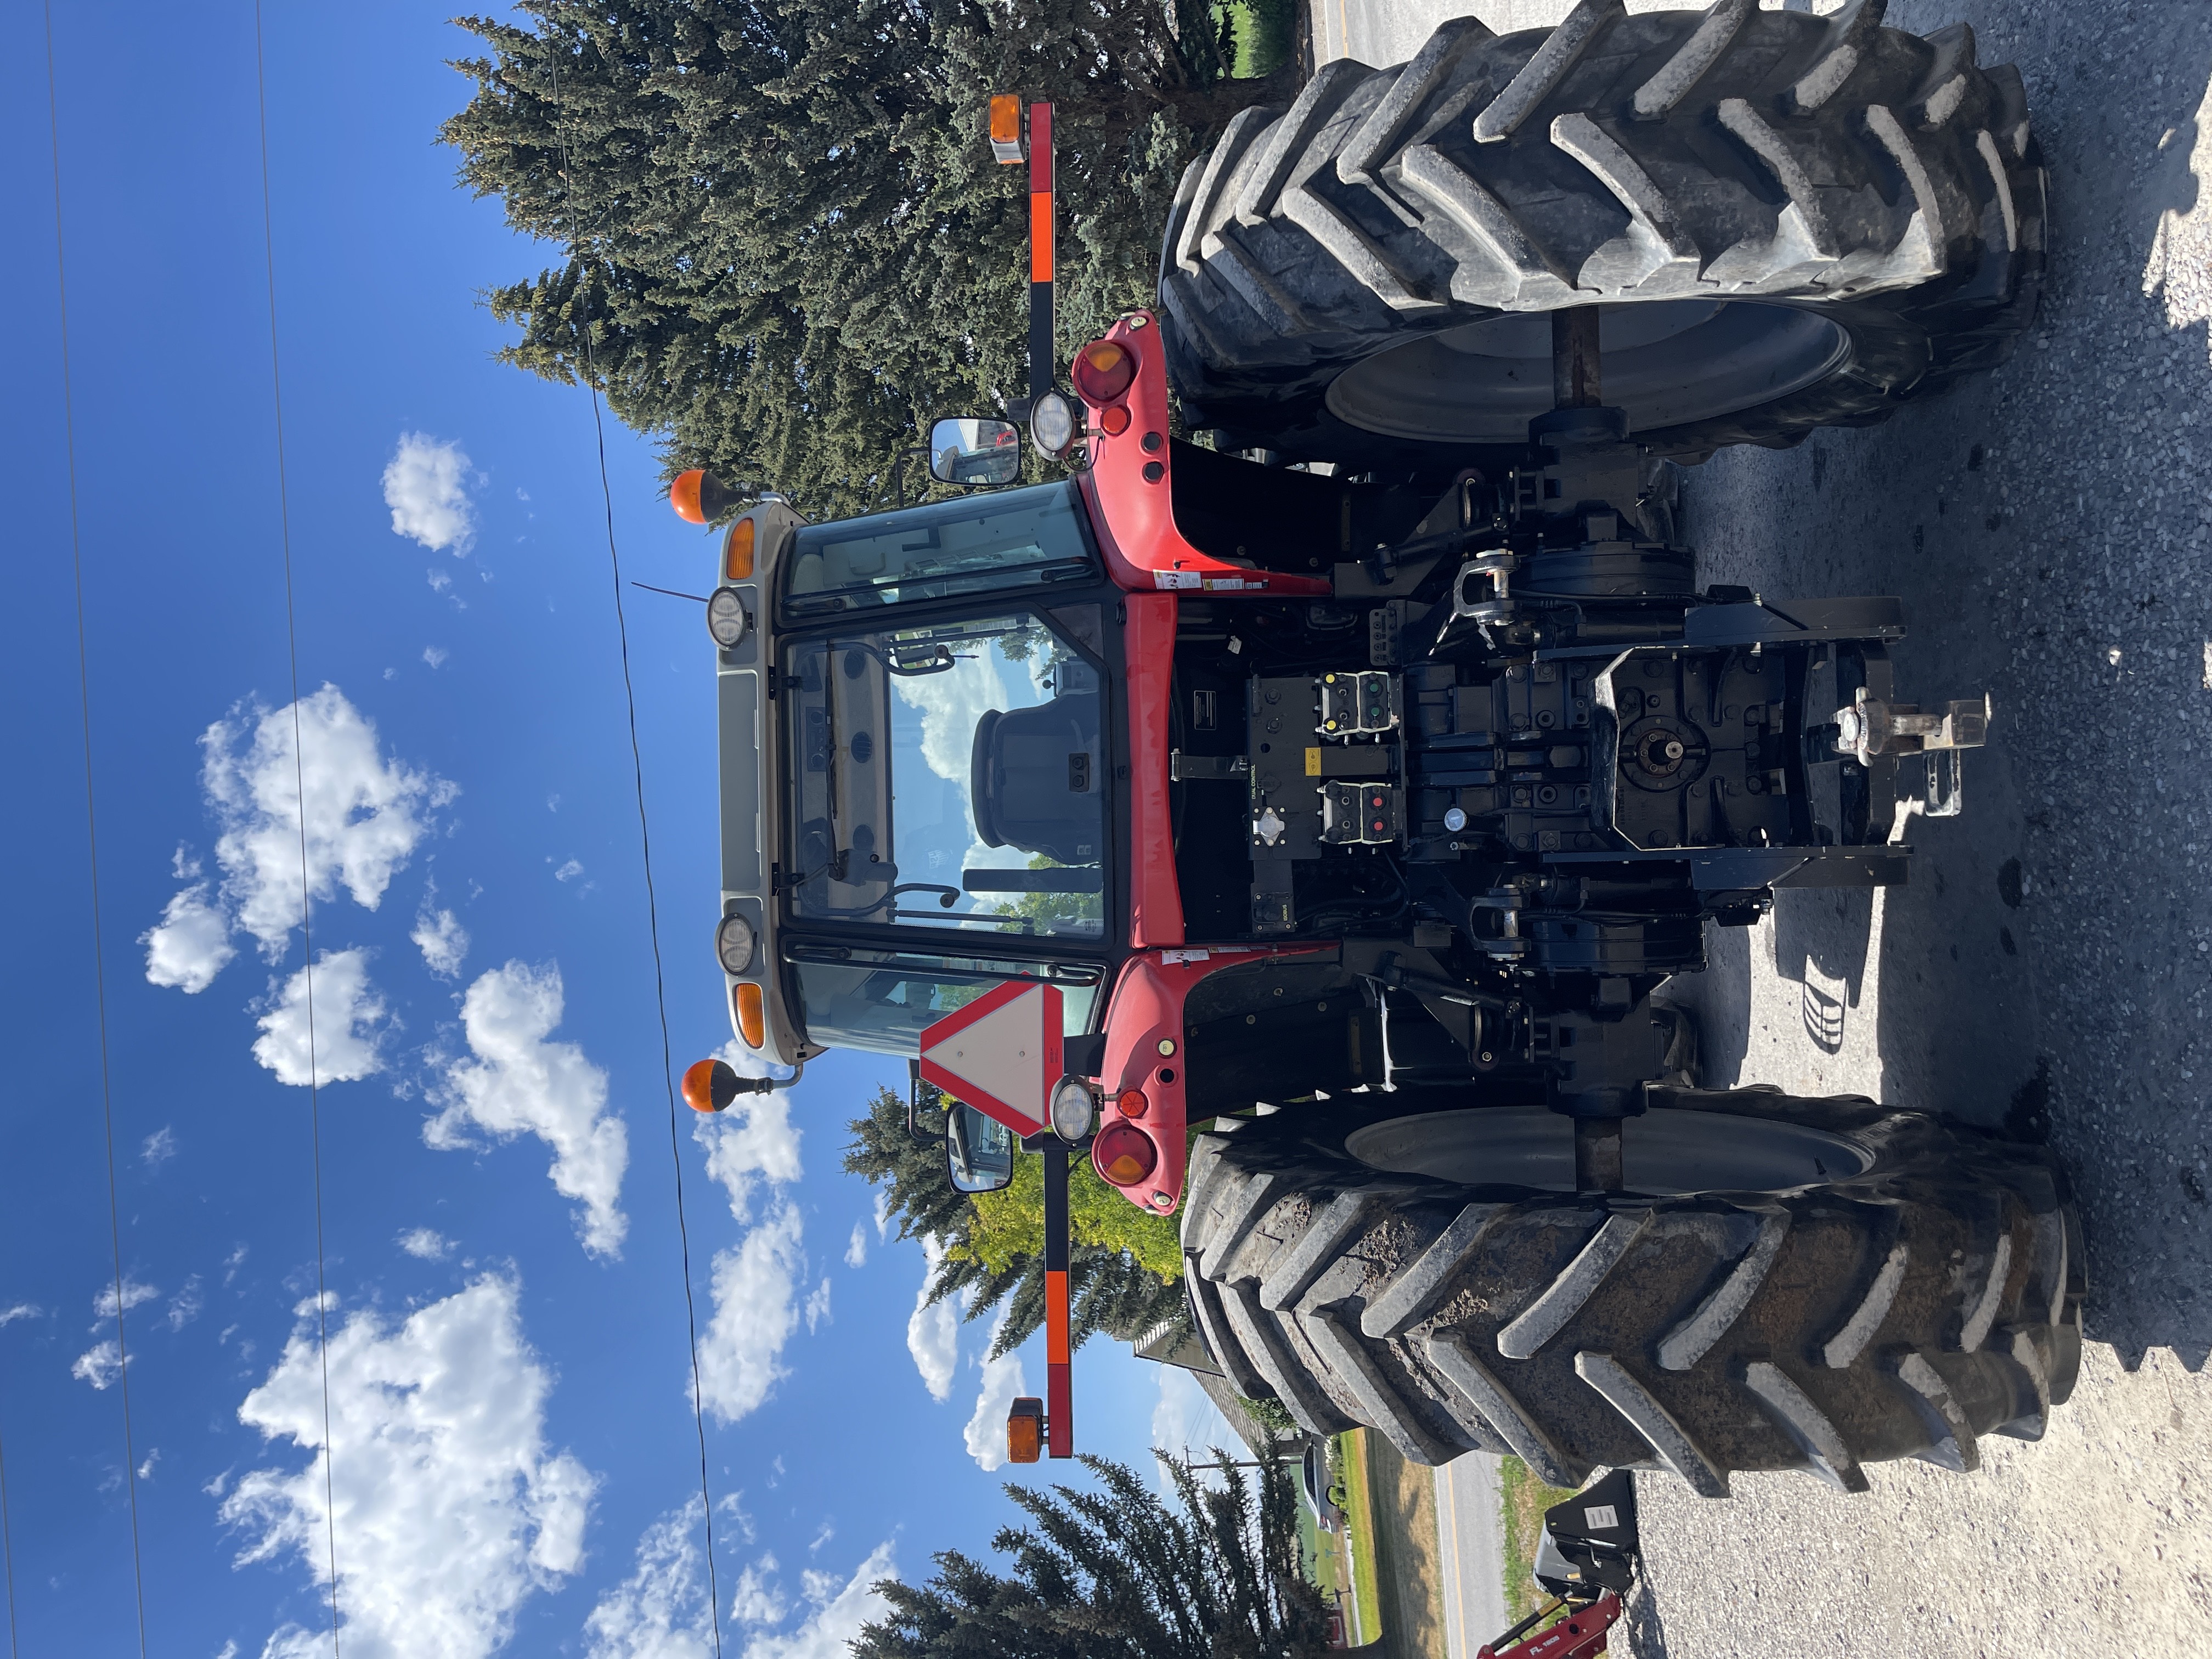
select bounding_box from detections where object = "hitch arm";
[1479,1591,1624,1659]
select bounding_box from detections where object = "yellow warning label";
[1305,747,1322,776]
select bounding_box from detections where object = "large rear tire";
[1159,1,2045,463]
[1180,1086,2083,1494]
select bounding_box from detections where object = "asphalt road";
[1433,1453,1509,1657]
[1304,2,2212,1654]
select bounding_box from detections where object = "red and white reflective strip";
[1025,103,1054,402]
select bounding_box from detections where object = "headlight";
[707,587,749,649]
[1048,1075,1097,1144]
[715,913,757,974]
[1029,391,1076,457]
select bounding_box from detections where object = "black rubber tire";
[1180,1085,2084,1495]
[1159,0,2045,464]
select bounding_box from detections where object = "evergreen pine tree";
[443,0,1279,515]
[853,1453,1341,1659]
[843,1086,1186,1359]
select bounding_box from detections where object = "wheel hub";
[1323,299,1852,445]
[1345,1107,1874,1197]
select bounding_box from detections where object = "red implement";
[1477,1593,1624,1659]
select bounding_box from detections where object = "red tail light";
[1092,1121,1158,1188]
[1071,338,1136,405]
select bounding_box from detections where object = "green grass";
[1497,1455,1580,1623]
[1336,1430,1385,1644]
[1215,0,1296,79]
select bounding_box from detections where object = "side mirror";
[945,1099,1017,1193]
[928,417,1023,488]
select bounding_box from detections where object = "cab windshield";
[789,946,1102,1056]
[784,610,1106,939]
[781,482,1094,619]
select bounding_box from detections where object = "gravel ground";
[1305,2,2212,1651]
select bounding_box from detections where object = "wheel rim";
[1323,300,1852,444]
[1345,1107,1874,1197]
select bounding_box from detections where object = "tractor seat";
[969,693,1101,867]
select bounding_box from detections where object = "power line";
[0,1405,16,1659]
[43,2,149,1650]
[252,5,343,1650]
[550,53,724,1652]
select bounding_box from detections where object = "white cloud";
[137,1448,160,1480]
[686,1079,812,1426]
[697,1202,804,1425]
[695,1087,803,1221]
[730,1554,788,1625]
[383,433,476,554]
[426,962,629,1257]
[398,1228,452,1261]
[892,655,1006,788]
[206,688,453,955]
[95,1278,160,1322]
[963,1348,1028,1472]
[223,1276,594,1659]
[553,859,584,883]
[140,883,234,992]
[843,1223,867,1269]
[412,903,470,979]
[72,1340,122,1390]
[1151,1365,1240,1478]
[584,1509,719,1659]
[252,949,389,1087]
[0,1304,41,1327]
[803,1279,832,1333]
[422,646,450,669]
[167,1277,204,1332]
[905,1240,958,1403]
[741,1544,897,1659]
[142,1126,178,1167]
[589,1522,894,1659]
[145,687,453,989]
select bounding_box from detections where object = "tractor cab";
[693,450,1131,1096]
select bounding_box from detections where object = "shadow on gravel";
[1622,1570,1671,1659]
[1664,10,2212,1379]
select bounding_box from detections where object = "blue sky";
[1,4,1228,1655]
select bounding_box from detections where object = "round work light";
[715,913,757,975]
[1048,1076,1097,1144]
[1029,391,1077,457]
[707,587,749,649]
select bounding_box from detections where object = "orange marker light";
[724,518,757,581]
[733,981,766,1048]
[1006,1397,1045,1463]
[1099,404,1131,437]
[671,470,708,524]
[988,95,1025,165]
[1115,1087,1149,1119]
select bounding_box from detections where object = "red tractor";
[682,6,2081,1506]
